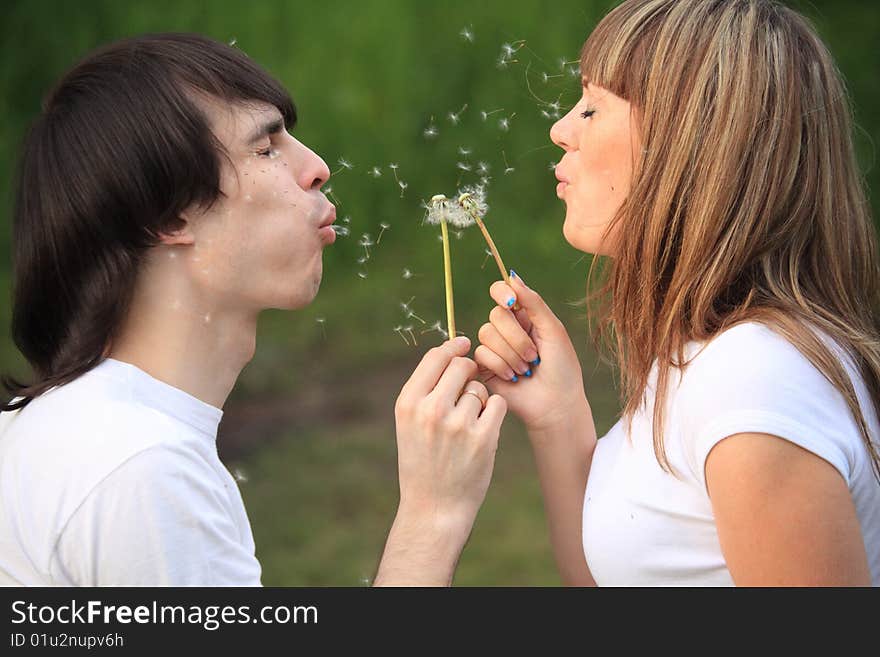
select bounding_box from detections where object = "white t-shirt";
[0,358,262,586]
[583,322,880,586]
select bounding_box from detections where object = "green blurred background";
[1,0,877,585]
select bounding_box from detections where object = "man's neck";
[108,265,258,410]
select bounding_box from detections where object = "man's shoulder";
[0,368,191,483]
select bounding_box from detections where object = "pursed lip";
[319,204,337,228]
[554,165,570,184]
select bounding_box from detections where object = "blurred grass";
[0,0,877,585]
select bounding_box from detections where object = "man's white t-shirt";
[583,322,880,586]
[0,358,262,586]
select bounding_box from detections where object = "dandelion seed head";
[425,194,471,227]
[457,184,489,220]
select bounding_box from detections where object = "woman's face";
[550,82,641,256]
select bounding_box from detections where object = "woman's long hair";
[581,0,880,482]
[1,33,295,411]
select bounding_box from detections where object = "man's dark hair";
[1,33,296,411]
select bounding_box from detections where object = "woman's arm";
[706,431,871,586]
[474,272,598,586]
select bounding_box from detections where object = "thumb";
[490,270,559,334]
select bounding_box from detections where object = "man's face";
[182,98,335,312]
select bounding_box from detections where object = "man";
[0,34,505,586]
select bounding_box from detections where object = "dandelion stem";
[474,216,509,286]
[440,220,456,338]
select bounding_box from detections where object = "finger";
[477,323,532,377]
[489,306,539,364]
[489,281,533,334]
[474,344,518,383]
[456,380,489,410]
[432,356,479,407]
[476,394,507,432]
[494,271,559,335]
[400,336,471,399]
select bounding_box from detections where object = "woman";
[473,0,880,585]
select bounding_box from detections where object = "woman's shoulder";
[680,320,846,389]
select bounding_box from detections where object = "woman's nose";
[550,116,571,151]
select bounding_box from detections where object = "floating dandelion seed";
[377,222,390,243]
[233,468,248,483]
[331,157,354,175]
[342,215,351,225]
[316,316,327,339]
[422,320,449,340]
[477,161,490,176]
[448,104,468,125]
[398,180,408,198]
[458,146,472,157]
[358,271,368,279]
[403,325,418,345]
[368,166,383,178]
[456,161,472,172]
[481,248,493,269]
[423,116,439,139]
[324,185,341,206]
[331,225,350,237]
[402,268,414,279]
[454,230,464,240]
[502,150,515,175]
[548,161,558,171]
[357,255,368,265]
[394,325,410,345]
[229,37,238,47]
[460,25,475,43]
[480,108,503,122]
[498,113,516,131]
[359,234,374,258]
[569,66,579,77]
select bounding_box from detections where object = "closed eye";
[580,109,595,119]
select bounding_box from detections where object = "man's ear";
[157,219,196,247]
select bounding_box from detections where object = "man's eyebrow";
[245,117,284,145]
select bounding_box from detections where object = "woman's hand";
[375,337,507,586]
[474,271,589,436]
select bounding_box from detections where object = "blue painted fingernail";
[506,297,515,307]
[510,269,517,278]
[524,369,532,377]
[511,374,519,383]
[531,357,541,366]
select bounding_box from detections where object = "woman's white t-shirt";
[0,358,261,586]
[583,322,880,586]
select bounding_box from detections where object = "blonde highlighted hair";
[582,0,880,481]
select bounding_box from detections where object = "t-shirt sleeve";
[676,325,859,494]
[51,443,262,586]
